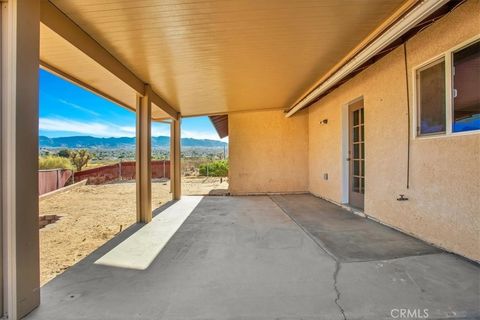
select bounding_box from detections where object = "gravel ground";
[39,177,228,285]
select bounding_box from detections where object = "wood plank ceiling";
[43,0,406,117]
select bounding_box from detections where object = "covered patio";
[1,0,479,318]
[26,195,478,320]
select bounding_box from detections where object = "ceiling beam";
[40,61,135,113]
[146,85,179,120]
[40,0,179,120]
[40,0,144,95]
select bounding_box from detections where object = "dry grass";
[83,160,120,169]
[182,176,229,195]
[39,177,228,285]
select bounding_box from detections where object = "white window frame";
[415,57,447,136]
[413,35,480,139]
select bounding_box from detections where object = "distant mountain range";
[39,136,227,149]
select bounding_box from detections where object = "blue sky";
[39,69,226,141]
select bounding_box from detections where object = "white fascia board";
[286,0,449,117]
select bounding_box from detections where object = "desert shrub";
[57,149,71,158]
[199,160,228,177]
[70,149,92,171]
[39,156,73,170]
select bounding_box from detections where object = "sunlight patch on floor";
[94,196,203,270]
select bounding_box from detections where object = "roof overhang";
[285,0,454,117]
[209,115,228,139]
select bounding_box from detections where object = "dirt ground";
[39,177,228,285]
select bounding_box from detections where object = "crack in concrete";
[333,261,347,320]
[269,195,347,320]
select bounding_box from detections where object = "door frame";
[1,2,15,317]
[341,96,364,207]
[348,100,365,209]
[0,4,3,316]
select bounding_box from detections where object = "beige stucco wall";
[308,0,480,261]
[229,109,309,194]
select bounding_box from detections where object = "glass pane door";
[349,101,365,209]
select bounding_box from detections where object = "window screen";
[417,59,446,135]
[453,41,480,133]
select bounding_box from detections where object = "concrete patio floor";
[26,195,479,320]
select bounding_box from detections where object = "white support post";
[170,119,181,200]
[2,0,41,318]
[136,93,152,223]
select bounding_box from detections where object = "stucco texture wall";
[308,0,480,261]
[229,109,309,194]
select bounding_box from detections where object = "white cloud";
[117,126,136,134]
[181,129,227,142]
[40,118,136,138]
[39,118,227,141]
[151,122,170,137]
[58,99,100,116]
[118,125,170,137]
[152,126,170,137]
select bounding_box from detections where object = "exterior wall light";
[320,119,328,125]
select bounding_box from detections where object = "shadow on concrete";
[208,188,230,196]
[270,194,442,262]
